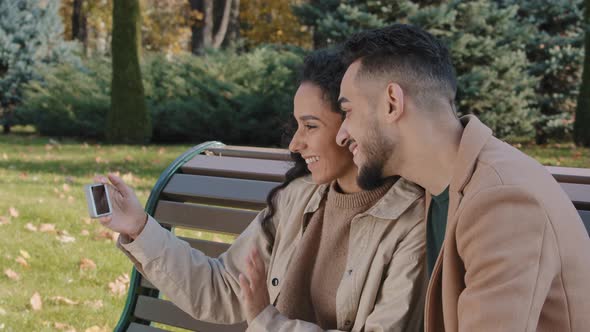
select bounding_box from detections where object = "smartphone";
[84,183,113,218]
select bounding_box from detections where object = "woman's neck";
[336,168,362,194]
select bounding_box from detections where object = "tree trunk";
[212,0,232,48]
[575,0,590,147]
[225,0,240,47]
[107,0,151,143]
[189,0,204,54]
[72,0,88,54]
[202,0,214,47]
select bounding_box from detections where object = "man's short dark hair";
[342,24,457,104]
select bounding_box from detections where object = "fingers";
[251,249,266,276]
[107,173,132,197]
[239,273,252,300]
[94,175,108,184]
[98,215,112,225]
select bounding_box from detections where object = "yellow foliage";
[59,0,190,55]
[240,0,312,48]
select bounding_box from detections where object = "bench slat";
[134,295,247,332]
[205,146,291,161]
[162,174,279,210]
[127,322,167,332]
[182,155,291,182]
[155,200,257,235]
[560,183,590,210]
[548,166,590,185]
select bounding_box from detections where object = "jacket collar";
[450,115,493,194]
[303,176,423,220]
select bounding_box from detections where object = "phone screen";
[91,185,110,215]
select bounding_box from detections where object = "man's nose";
[336,123,350,147]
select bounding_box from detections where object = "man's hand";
[239,248,270,324]
[94,173,147,240]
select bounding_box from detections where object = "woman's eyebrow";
[299,115,326,125]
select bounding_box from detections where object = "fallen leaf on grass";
[122,172,135,184]
[15,256,28,267]
[4,269,19,281]
[67,196,75,204]
[62,183,71,192]
[82,217,92,225]
[2,153,7,160]
[51,296,79,305]
[85,326,108,332]
[39,223,56,233]
[95,229,118,242]
[19,172,28,179]
[79,258,97,270]
[80,229,89,236]
[19,250,31,259]
[108,273,130,296]
[57,234,76,243]
[83,299,103,310]
[0,216,9,225]
[30,292,42,311]
[0,307,6,315]
[8,207,18,218]
[25,223,38,232]
[53,321,76,331]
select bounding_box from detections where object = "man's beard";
[356,133,393,190]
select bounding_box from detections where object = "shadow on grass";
[0,159,169,183]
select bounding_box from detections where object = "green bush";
[17,47,303,145]
[16,59,110,138]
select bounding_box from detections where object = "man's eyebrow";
[299,115,325,124]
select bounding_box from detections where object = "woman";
[96,48,426,332]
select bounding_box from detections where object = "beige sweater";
[276,179,394,329]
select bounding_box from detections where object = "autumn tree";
[240,0,311,48]
[189,0,237,53]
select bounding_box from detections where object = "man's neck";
[397,120,463,195]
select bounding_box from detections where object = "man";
[336,24,590,331]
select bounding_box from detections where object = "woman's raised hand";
[93,173,147,240]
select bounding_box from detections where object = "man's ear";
[385,83,404,124]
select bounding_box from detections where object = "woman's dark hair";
[260,48,347,249]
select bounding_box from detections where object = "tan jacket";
[118,176,426,332]
[425,115,590,332]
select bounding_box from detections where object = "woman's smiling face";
[288,82,357,185]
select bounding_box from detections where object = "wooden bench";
[114,142,590,332]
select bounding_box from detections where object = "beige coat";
[425,115,590,332]
[118,176,426,332]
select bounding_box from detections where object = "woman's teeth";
[305,156,320,164]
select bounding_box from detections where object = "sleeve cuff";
[119,215,170,264]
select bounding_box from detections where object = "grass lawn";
[0,130,588,331]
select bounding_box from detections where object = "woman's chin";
[310,172,334,185]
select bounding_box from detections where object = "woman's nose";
[289,132,304,153]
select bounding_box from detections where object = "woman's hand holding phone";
[93,173,147,240]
